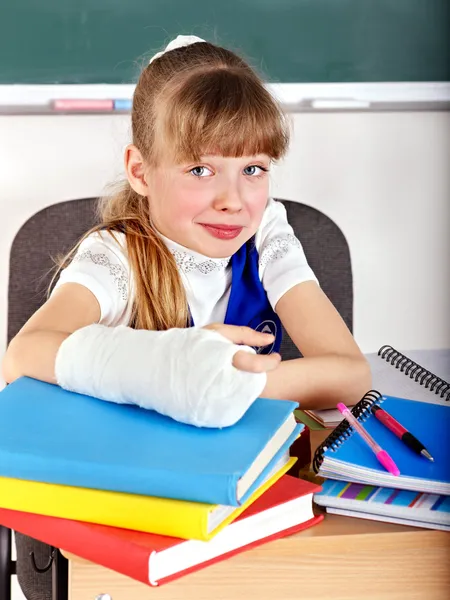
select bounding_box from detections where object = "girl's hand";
[202,323,281,374]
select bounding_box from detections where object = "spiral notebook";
[313,391,450,494]
[307,346,450,428]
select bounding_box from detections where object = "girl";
[3,35,369,599]
[3,35,370,418]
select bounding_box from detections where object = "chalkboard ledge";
[0,82,449,115]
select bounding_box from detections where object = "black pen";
[371,405,434,461]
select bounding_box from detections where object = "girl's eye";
[190,166,213,177]
[243,165,268,176]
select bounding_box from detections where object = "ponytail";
[50,182,189,331]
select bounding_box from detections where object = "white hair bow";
[149,34,206,64]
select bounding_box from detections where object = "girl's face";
[145,154,271,258]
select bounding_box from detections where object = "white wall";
[272,111,450,351]
[1,111,449,379]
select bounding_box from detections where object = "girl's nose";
[213,186,243,212]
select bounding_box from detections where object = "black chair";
[2,198,98,600]
[1,197,353,600]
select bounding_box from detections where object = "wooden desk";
[63,431,450,600]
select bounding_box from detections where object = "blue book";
[314,480,450,531]
[313,392,450,494]
[0,377,301,506]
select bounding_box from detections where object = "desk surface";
[64,430,450,600]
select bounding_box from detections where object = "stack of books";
[0,377,322,586]
[312,390,450,531]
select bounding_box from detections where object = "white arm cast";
[55,324,266,428]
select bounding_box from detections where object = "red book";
[0,475,322,587]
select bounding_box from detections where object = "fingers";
[204,323,275,348]
[232,350,281,373]
[202,324,281,374]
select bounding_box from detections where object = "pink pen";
[337,403,400,476]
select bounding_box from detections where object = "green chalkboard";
[0,0,449,84]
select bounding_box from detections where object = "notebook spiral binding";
[312,390,383,474]
[378,345,450,401]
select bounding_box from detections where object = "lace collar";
[160,234,232,275]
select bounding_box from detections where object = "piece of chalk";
[114,99,132,111]
[52,99,114,111]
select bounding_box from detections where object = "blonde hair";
[55,41,290,331]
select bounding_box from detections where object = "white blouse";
[52,198,318,327]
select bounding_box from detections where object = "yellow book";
[0,455,295,541]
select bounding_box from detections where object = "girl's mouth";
[200,224,243,240]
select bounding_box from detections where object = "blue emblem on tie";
[253,320,278,354]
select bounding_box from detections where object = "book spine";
[0,450,235,505]
[0,476,208,540]
[0,508,151,585]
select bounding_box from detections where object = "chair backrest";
[7,198,353,360]
[279,200,353,359]
[7,198,98,344]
